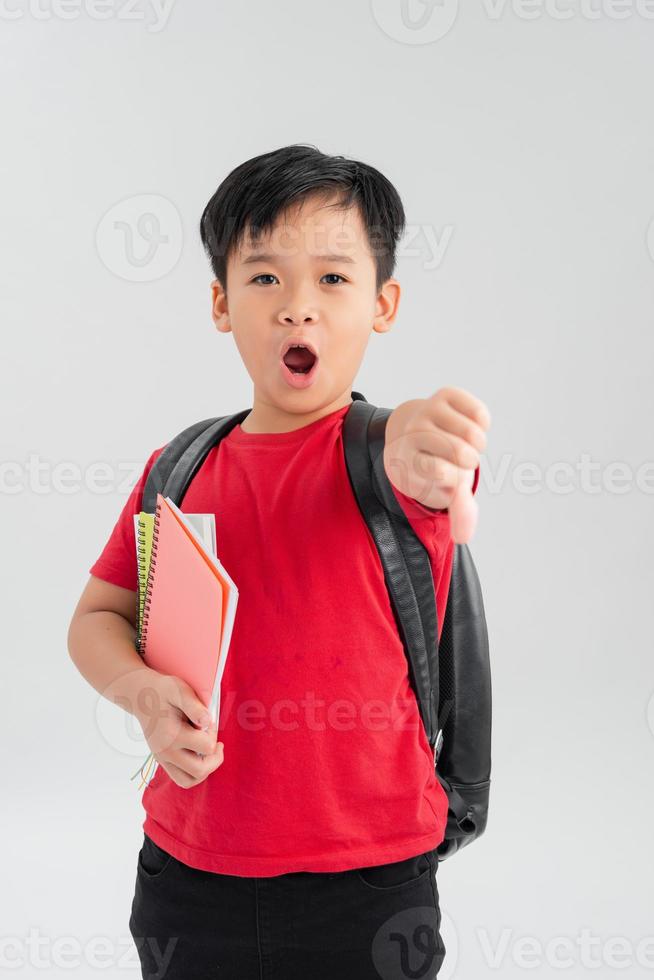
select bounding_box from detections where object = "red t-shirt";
[89,402,479,876]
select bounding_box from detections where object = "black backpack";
[140,391,492,861]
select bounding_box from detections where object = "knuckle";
[457,442,478,467]
[465,424,479,445]
[477,401,491,426]
[203,732,218,753]
[468,423,486,450]
[466,442,479,466]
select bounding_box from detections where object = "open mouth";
[281,345,318,375]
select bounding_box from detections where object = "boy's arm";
[67,575,159,716]
[72,442,165,708]
[67,573,213,725]
[67,575,224,786]
[69,444,225,787]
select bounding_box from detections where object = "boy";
[68,144,490,979]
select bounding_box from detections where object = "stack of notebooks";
[131,493,238,787]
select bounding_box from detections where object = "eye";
[250,273,347,286]
[251,274,278,285]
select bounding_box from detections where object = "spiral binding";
[135,515,148,654]
[132,496,163,789]
[137,496,162,657]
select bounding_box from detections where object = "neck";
[240,389,354,434]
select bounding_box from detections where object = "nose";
[277,296,319,327]
[278,310,317,327]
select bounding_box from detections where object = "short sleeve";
[88,445,165,591]
[391,463,480,522]
[389,465,480,642]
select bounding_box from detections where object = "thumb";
[167,676,213,730]
[448,471,479,545]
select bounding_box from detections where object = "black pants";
[129,833,446,979]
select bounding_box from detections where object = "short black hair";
[199,143,406,294]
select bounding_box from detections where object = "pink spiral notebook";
[139,492,239,729]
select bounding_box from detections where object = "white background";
[2,1,653,976]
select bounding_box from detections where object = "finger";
[186,742,224,774]
[403,426,480,471]
[185,740,224,767]
[438,387,492,433]
[168,743,224,781]
[165,675,213,730]
[194,741,225,766]
[159,754,222,789]
[448,476,479,544]
[158,757,199,787]
[435,399,488,453]
[177,722,220,756]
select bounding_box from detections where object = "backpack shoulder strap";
[141,410,249,512]
[342,398,492,861]
[342,399,439,749]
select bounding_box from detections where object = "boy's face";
[210,192,400,423]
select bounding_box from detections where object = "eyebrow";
[240,252,357,265]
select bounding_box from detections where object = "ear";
[210,279,231,334]
[373,278,401,335]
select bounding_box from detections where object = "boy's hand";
[383,386,491,544]
[128,667,225,788]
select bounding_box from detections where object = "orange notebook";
[139,492,238,729]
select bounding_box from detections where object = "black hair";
[199,143,406,294]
